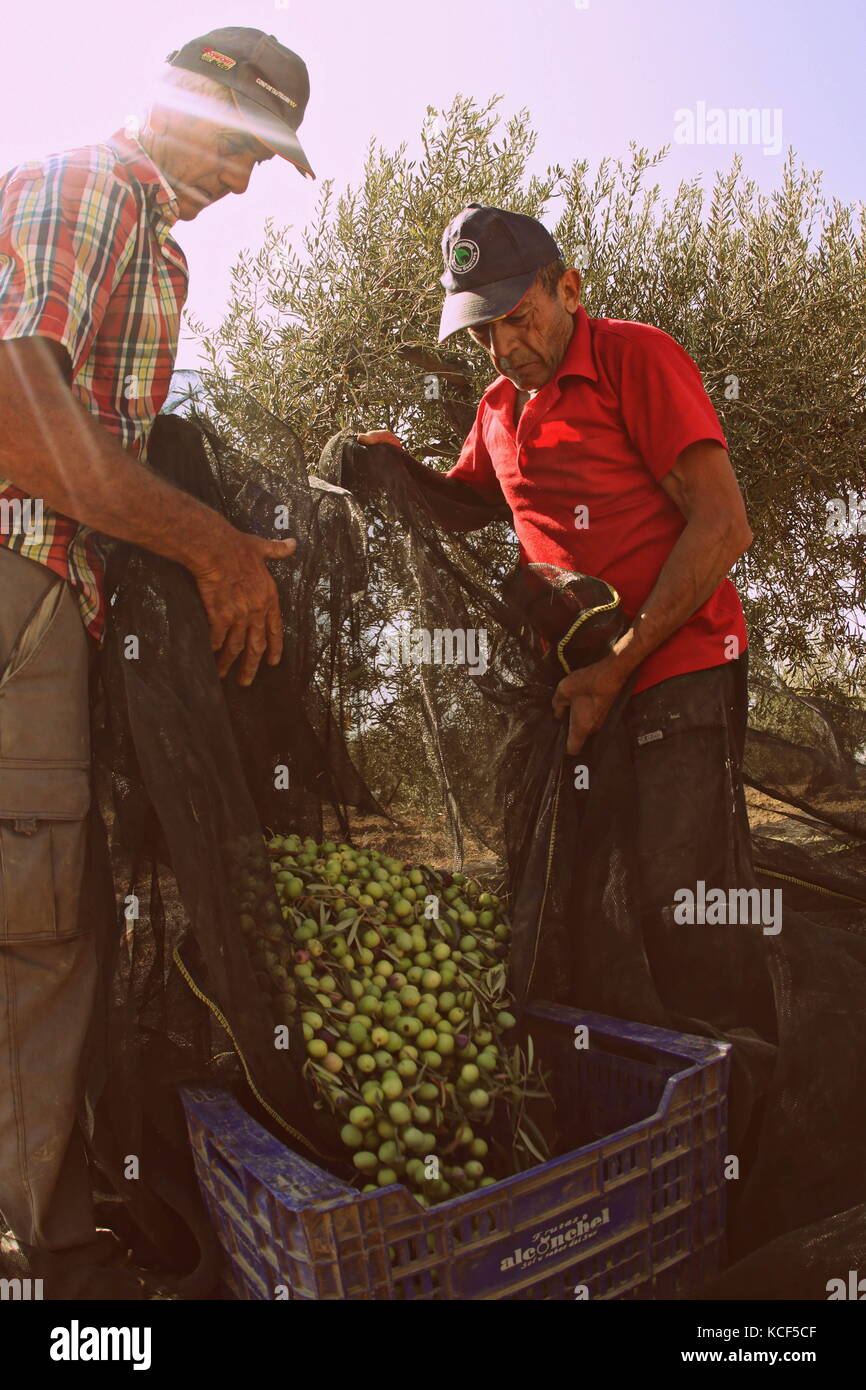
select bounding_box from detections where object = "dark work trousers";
[622,653,772,1031]
[0,547,97,1250]
[625,654,754,911]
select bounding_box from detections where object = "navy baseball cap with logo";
[166,27,315,179]
[438,204,563,342]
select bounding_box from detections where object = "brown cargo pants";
[0,546,97,1249]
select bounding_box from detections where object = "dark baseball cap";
[438,204,562,342]
[166,27,314,179]
[439,204,561,343]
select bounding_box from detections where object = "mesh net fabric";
[82,414,373,1287]
[81,413,866,1298]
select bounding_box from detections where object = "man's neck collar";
[108,127,180,219]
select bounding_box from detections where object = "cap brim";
[230,89,315,180]
[437,270,536,343]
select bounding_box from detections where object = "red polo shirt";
[446,307,747,695]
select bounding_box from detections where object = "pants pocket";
[0,766,90,942]
[624,665,741,914]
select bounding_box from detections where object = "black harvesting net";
[80,409,866,1299]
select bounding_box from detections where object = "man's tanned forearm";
[609,441,753,678]
[0,336,228,572]
[609,513,752,678]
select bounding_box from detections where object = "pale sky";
[2,0,863,369]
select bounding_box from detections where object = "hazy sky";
[2,0,863,369]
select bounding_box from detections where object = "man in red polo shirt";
[360,202,755,955]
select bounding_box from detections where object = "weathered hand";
[551,658,627,755]
[190,528,297,686]
[356,430,406,451]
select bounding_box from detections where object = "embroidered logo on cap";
[451,239,480,274]
[201,47,236,70]
[255,76,298,109]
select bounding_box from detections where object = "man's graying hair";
[135,66,238,145]
[159,66,238,105]
[535,258,569,297]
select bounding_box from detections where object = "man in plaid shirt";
[0,27,315,1299]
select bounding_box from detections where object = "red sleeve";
[445,404,506,505]
[616,325,728,481]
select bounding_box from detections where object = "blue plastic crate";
[180,1002,731,1300]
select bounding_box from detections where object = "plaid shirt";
[0,130,189,639]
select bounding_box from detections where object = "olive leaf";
[516,1124,546,1166]
[344,915,362,951]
